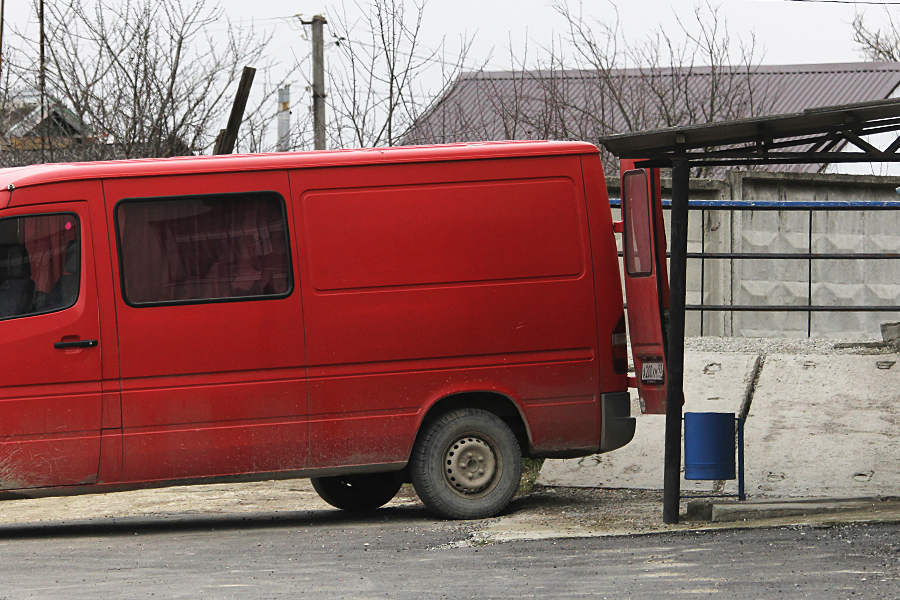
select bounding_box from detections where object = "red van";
[0,141,668,519]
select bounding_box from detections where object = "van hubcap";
[444,437,497,494]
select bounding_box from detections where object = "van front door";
[620,162,671,414]
[0,202,102,489]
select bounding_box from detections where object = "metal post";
[212,66,256,155]
[737,416,746,501]
[663,158,690,524]
[807,209,813,337]
[700,207,705,336]
[39,0,45,163]
[310,15,327,150]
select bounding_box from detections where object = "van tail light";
[612,313,628,374]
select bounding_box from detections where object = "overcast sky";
[5,1,899,171]
[224,0,887,68]
[5,0,898,70]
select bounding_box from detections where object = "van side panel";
[92,179,126,483]
[103,171,309,483]
[580,154,627,392]
[303,178,583,291]
[291,155,601,467]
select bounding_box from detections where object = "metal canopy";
[598,98,900,525]
[599,97,900,167]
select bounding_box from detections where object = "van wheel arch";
[411,391,532,460]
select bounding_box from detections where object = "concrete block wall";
[727,172,900,338]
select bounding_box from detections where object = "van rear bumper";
[599,391,636,452]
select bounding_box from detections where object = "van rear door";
[620,162,670,414]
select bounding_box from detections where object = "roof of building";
[403,61,900,171]
[2,99,88,140]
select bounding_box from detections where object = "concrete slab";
[743,352,900,498]
[540,341,899,502]
[539,352,760,491]
[685,497,900,523]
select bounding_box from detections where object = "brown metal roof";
[599,97,900,166]
[404,61,900,172]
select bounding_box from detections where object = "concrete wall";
[608,171,900,339]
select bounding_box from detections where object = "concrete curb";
[685,496,900,523]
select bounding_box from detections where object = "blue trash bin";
[684,412,736,480]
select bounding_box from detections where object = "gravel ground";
[0,478,675,539]
[5,479,898,544]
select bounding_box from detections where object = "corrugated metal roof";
[404,61,900,172]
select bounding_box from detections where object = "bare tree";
[405,1,773,174]
[1,0,296,165]
[0,44,39,151]
[325,0,473,148]
[853,9,900,62]
[553,0,769,139]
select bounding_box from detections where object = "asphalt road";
[0,507,897,599]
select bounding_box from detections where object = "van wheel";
[411,408,522,520]
[311,473,403,512]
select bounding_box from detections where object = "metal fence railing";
[612,198,900,337]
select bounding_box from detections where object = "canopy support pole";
[663,158,690,524]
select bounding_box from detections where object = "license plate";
[641,359,664,384]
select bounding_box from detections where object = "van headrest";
[64,240,78,274]
[0,244,31,279]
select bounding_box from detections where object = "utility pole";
[1,0,6,80]
[39,0,45,163]
[302,14,327,150]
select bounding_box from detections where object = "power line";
[243,13,506,72]
[782,0,900,5]
[336,36,482,70]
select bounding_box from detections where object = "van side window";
[0,213,80,320]
[622,170,653,277]
[115,192,292,306]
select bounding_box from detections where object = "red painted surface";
[0,142,656,495]
[581,154,628,410]
[619,161,670,414]
[0,187,103,489]
[102,171,308,482]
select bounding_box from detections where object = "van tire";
[311,473,403,512]
[411,408,522,520]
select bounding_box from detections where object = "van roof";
[0,141,598,205]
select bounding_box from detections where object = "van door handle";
[54,339,99,349]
